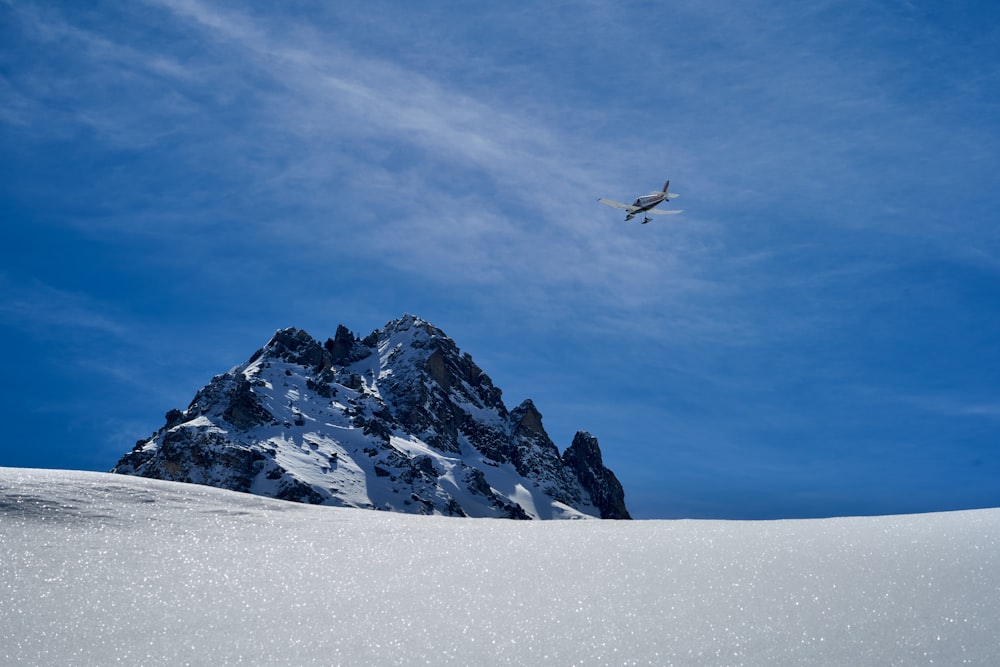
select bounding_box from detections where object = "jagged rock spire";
[563,432,631,520]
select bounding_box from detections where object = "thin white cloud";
[2,3,202,146]
[902,394,1000,420]
[7,0,998,350]
[115,0,728,327]
[0,276,130,339]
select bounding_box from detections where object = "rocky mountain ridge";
[113,314,630,519]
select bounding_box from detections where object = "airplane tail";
[661,179,680,200]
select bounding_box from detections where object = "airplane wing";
[598,198,637,212]
[648,208,683,215]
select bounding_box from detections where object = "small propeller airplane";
[598,180,682,224]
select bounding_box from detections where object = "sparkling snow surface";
[3,469,999,666]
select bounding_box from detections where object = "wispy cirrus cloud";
[899,393,1000,420]
[0,275,130,339]
[5,0,996,348]
[3,0,725,330]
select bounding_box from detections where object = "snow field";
[3,468,999,666]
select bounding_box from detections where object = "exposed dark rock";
[268,328,331,372]
[343,374,364,391]
[362,417,392,443]
[324,324,370,364]
[223,376,274,431]
[445,498,467,517]
[412,455,440,478]
[465,468,493,497]
[562,432,631,520]
[305,377,333,399]
[164,409,185,429]
[511,399,545,437]
[115,426,261,495]
[501,502,532,521]
[426,349,451,391]
[508,400,583,508]
[273,476,325,504]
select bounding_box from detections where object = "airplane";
[598,180,681,224]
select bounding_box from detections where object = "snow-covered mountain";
[4,468,999,666]
[113,314,629,519]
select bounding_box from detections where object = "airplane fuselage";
[598,179,680,224]
[625,192,667,220]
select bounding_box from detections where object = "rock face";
[113,314,630,520]
[563,432,632,520]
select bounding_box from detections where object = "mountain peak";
[256,327,329,370]
[113,315,630,520]
[564,432,632,520]
[381,313,441,340]
[511,399,544,437]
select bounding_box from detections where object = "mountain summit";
[113,315,630,519]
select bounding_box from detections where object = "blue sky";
[3,0,999,519]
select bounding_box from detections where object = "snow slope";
[3,468,999,666]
